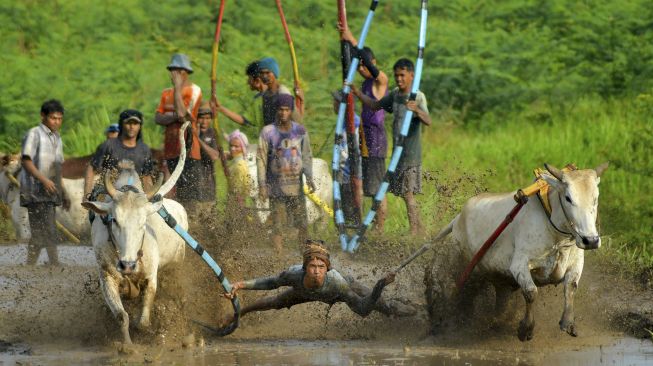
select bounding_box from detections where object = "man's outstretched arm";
[342,272,396,317]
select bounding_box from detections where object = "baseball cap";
[118,109,143,124]
[106,123,120,133]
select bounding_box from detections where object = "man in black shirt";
[83,109,154,201]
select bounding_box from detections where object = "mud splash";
[1,207,653,365]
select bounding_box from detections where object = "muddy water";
[2,338,653,365]
[2,243,653,365]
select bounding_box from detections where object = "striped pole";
[157,205,240,336]
[348,0,428,252]
[332,0,380,251]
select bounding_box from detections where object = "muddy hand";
[406,100,419,112]
[224,281,243,300]
[41,178,58,195]
[383,272,396,285]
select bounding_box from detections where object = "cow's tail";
[395,216,457,273]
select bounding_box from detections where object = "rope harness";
[100,184,145,299]
[533,164,578,238]
[455,164,581,290]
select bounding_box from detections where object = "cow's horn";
[595,161,609,177]
[145,173,164,199]
[154,121,190,198]
[105,172,117,198]
[544,163,564,181]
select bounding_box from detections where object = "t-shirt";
[156,83,202,160]
[90,138,154,176]
[257,122,312,197]
[19,123,64,206]
[198,128,218,201]
[227,155,252,200]
[378,88,429,169]
[360,78,388,158]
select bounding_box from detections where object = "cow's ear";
[81,201,111,214]
[146,201,163,216]
[541,173,565,192]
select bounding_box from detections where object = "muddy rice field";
[1,215,653,366]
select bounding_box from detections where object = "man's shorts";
[270,195,308,235]
[389,165,422,197]
[362,157,386,197]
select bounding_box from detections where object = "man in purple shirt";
[339,23,390,233]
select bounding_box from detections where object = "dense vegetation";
[1,1,651,267]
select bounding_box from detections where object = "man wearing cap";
[221,240,413,326]
[105,124,120,139]
[258,57,304,125]
[154,53,203,205]
[257,94,315,253]
[84,109,154,202]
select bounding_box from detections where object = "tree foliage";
[2,0,652,153]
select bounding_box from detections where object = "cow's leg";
[138,274,157,330]
[100,271,132,344]
[510,253,537,341]
[560,254,583,337]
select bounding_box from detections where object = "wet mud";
[1,209,653,365]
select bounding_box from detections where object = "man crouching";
[222,240,414,326]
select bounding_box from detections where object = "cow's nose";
[118,260,137,273]
[581,236,600,249]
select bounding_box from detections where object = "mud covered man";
[222,240,415,326]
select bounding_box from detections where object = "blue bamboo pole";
[157,205,240,336]
[332,0,380,251]
[348,0,428,252]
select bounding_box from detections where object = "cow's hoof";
[137,318,151,330]
[560,320,578,337]
[117,342,137,355]
[517,320,534,341]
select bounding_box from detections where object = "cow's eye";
[565,195,573,204]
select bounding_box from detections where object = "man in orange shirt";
[155,53,203,206]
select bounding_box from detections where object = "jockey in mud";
[222,240,415,325]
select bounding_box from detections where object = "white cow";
[82,123,190,344]
[430,163,608,341]
[244,145,333,225]
[0,154,30,241]
[0,154,89,242]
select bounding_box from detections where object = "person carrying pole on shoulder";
[353,58,431,236]
[338,22,389,233]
